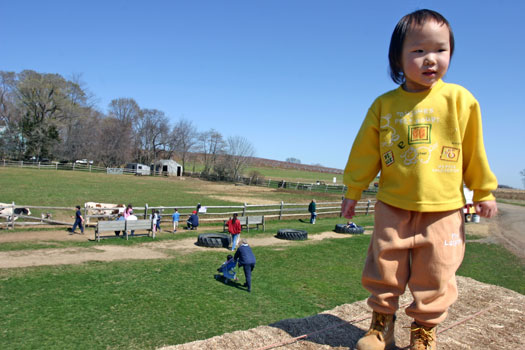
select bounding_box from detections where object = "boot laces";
[411,325,435,347]
[371,313,387,332]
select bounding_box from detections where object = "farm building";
[152,159,183,176]
[125,163,151,175]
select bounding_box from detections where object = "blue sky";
[2,0,524,188]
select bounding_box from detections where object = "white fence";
[0,199,376,229]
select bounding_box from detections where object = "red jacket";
[227,218,241,235]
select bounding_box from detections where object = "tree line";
[0,70,255,178]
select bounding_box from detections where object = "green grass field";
[0,166,524,349]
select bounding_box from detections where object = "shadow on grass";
[213,274,248,292]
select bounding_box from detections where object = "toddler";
[341,9,497,350]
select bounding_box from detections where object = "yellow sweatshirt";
[343,80,497,212]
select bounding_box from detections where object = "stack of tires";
[276,229,308,240]
[334,224,365,234]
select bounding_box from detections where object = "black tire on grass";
[276,229,308,240]
[334,224,365,234]
[197,233,231,248]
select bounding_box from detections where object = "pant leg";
[79,221,84,233]
[243,264,254,291]
[72,220,80,232]
[362,201,413,315]
[232,234,239,250]
[406,209,465,327]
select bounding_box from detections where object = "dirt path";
[0,202,524,267]
[0,230,355,269]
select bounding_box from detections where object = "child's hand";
[341,199,357,219]
[474,200,498,218]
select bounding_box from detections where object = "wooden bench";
[223,215,265,233]
[95,219,153,242]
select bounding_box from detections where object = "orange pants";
[362,201,465,327]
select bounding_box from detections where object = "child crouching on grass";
[216,254,237,284]
[341,9,497,350]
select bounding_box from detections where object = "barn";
[152,160,183,176]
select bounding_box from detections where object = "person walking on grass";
[341,9,497,350]
[172,208,180,233]
[234,239,256,293]
[308,199,317,224]
[227,213,242,251]
[70,205,84,235]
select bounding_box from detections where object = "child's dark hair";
[388,9,455,85]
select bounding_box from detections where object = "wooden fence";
[0,199,376,229]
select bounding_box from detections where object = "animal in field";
[0,203,31,221]
[84,202,126,223]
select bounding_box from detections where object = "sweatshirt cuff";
[345,187,363,200]
[472,190,496,202]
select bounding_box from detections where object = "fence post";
[144,204,149,219]
[243,203,247,217]
[73,163,75,171]
[268,179,271,187]
[89,165,92,172]
[340,196,344,217]
[10,201,15,229]
[38,162,41,169]
[55,163,58,170]
[84,203,90,225]
[366,200,371,215]
[279,201,284,220]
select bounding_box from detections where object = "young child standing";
[341,9,497,350]
[172,208,180,233]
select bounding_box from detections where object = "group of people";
[216,239,256,293]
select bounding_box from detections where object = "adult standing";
[308,199,317,224]
[227,213,242,251]
[234,239,256,292]
[70,205,84,235]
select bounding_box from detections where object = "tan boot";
[355,311,396,350]
[410,322,437,350]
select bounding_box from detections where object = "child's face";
[401,20,451,92]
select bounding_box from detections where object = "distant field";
[0,168,343,222]
[244,166,343,184]
[183,162,344,184]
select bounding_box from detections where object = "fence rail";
[0,199,376,229]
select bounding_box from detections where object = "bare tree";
[135,109,169,164]
[0,71,24,159]
[222,136,255,179]
[170,119,197,172]
[93,116,132,167]
[107,98,140,161]
[198,129,225,175]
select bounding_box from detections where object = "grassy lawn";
[0,166,524,349]
[1,230,523,350]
